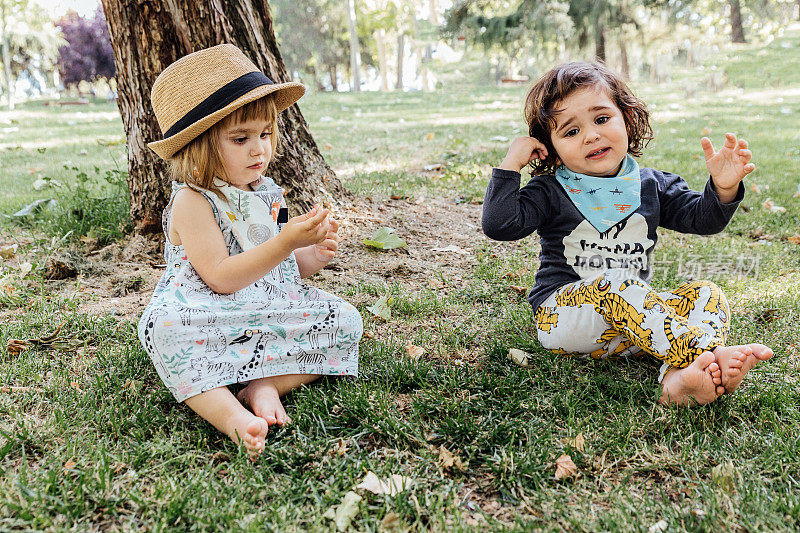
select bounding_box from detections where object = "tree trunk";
[346,0,360,92]
[329,64,338,91]
[595,24,606,62]
[619,38,630,80]
[100,0,343,233]
[376,28,389,92]
[1,3,14,110]
[396,32,404,90]
[728,0,746,43]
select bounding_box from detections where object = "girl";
[139,44,362,457]
[482,61,772,406]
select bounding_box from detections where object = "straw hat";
[148,44,305,160]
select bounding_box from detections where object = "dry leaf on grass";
[356,471,414,496]
[509,285,528,295]
[749,183,762,194]
[762,199,786,213]
[323,491,362,531]
[503,267,529,279]
[508,348,533,367]
[711,461,739,493]
[405,343,425,360]
[431,245,469,255]
[425,132,434,141]
[437,445,467,472]
[0,244,17,260]
[788,234,800,245]
[427,278,445,289]
[367,295,392,321]
[554,454,578,480]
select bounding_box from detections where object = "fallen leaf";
[431,245,469,255]
[364,331,375,339]
[711,461,739,493]
[749,183,761,194]
[380,512,403,531]
[330,439,349,456]
[508,348,533,367]
[64,459,76,470]
[503,267,529,279]
[389,194,406,200]
[509,285,528,295]
[425,132,434,141]
[649,520,668,533]
[356,471,415,496]
[754,308,779,324]
[0,244,18,259]
[367,295,392,321]
[762,199,786,213]
[363,227,407,250]
[574,433,586,453]
[701,127,711,135]
[333,491,361,531]
[423,163,443,171]
[19,262,32,278]
[324,142,334,150]
[405,343,425,360]
[554,454,578,480]
[788,234,800,245]
[437,445,467,472]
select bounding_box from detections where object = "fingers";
[700,137,715,160]
[724,132,737,149]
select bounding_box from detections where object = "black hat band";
[163,71,274,138]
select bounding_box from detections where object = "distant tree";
[0,0,63,108]
[56,6,115,86]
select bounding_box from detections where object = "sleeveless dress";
[138,178,361,402]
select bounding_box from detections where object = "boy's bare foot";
[660,351,722,406]
[716,343,774,393]
[237,379,291,426]
[228,413,268,460]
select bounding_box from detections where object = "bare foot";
[660,351,721,406]
[228,413,268,460]
[717,343,774,393]
[237,379,291,426]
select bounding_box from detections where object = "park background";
[1,0,800,530]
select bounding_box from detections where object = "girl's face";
[549,86,629,177]
[217,117,273,190]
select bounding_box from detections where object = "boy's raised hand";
[279,205,330,250]
[500,137,548,173]
[701,133,755,194]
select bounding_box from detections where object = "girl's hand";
[278,205,329,250]
[499,137,548,173]
[701,133,754,197]
[312,216,341,263]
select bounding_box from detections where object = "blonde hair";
[167,95,280,197]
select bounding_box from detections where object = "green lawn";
[1,28,799,531]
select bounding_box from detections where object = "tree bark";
[728,0,746,43]
[100,0,344,234]
[346,0,360,92]
[1,3,14,110]
[619,37,630,80]
[594,23,606,62]
[396,32,404,90]
[376,28,389,92]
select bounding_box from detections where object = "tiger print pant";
[534,269,730,373]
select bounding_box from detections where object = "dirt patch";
[62,195,525,323]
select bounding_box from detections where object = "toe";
[716,385,725,396]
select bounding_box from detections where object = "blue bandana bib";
[554,154,642,233]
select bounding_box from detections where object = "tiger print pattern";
[535,269,730,369]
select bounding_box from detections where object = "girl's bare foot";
[237,378,290,426]
[716,343,774,393]
[228,413,268,460]
[660,351,721,406]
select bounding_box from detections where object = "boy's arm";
[482,168,552,240]
[658,171,744,235]
[482,137,552,240]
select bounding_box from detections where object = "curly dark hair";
[524,61,653,175]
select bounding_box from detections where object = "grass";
[1,28,800,530]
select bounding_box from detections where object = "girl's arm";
[294,217,342,278]
[170,188,329,294]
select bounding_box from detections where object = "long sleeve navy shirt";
[482,167,745,312]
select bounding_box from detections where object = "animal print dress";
[138,179,361,402]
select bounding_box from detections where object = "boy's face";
[549,86,629,177]
[217,117,274,190]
